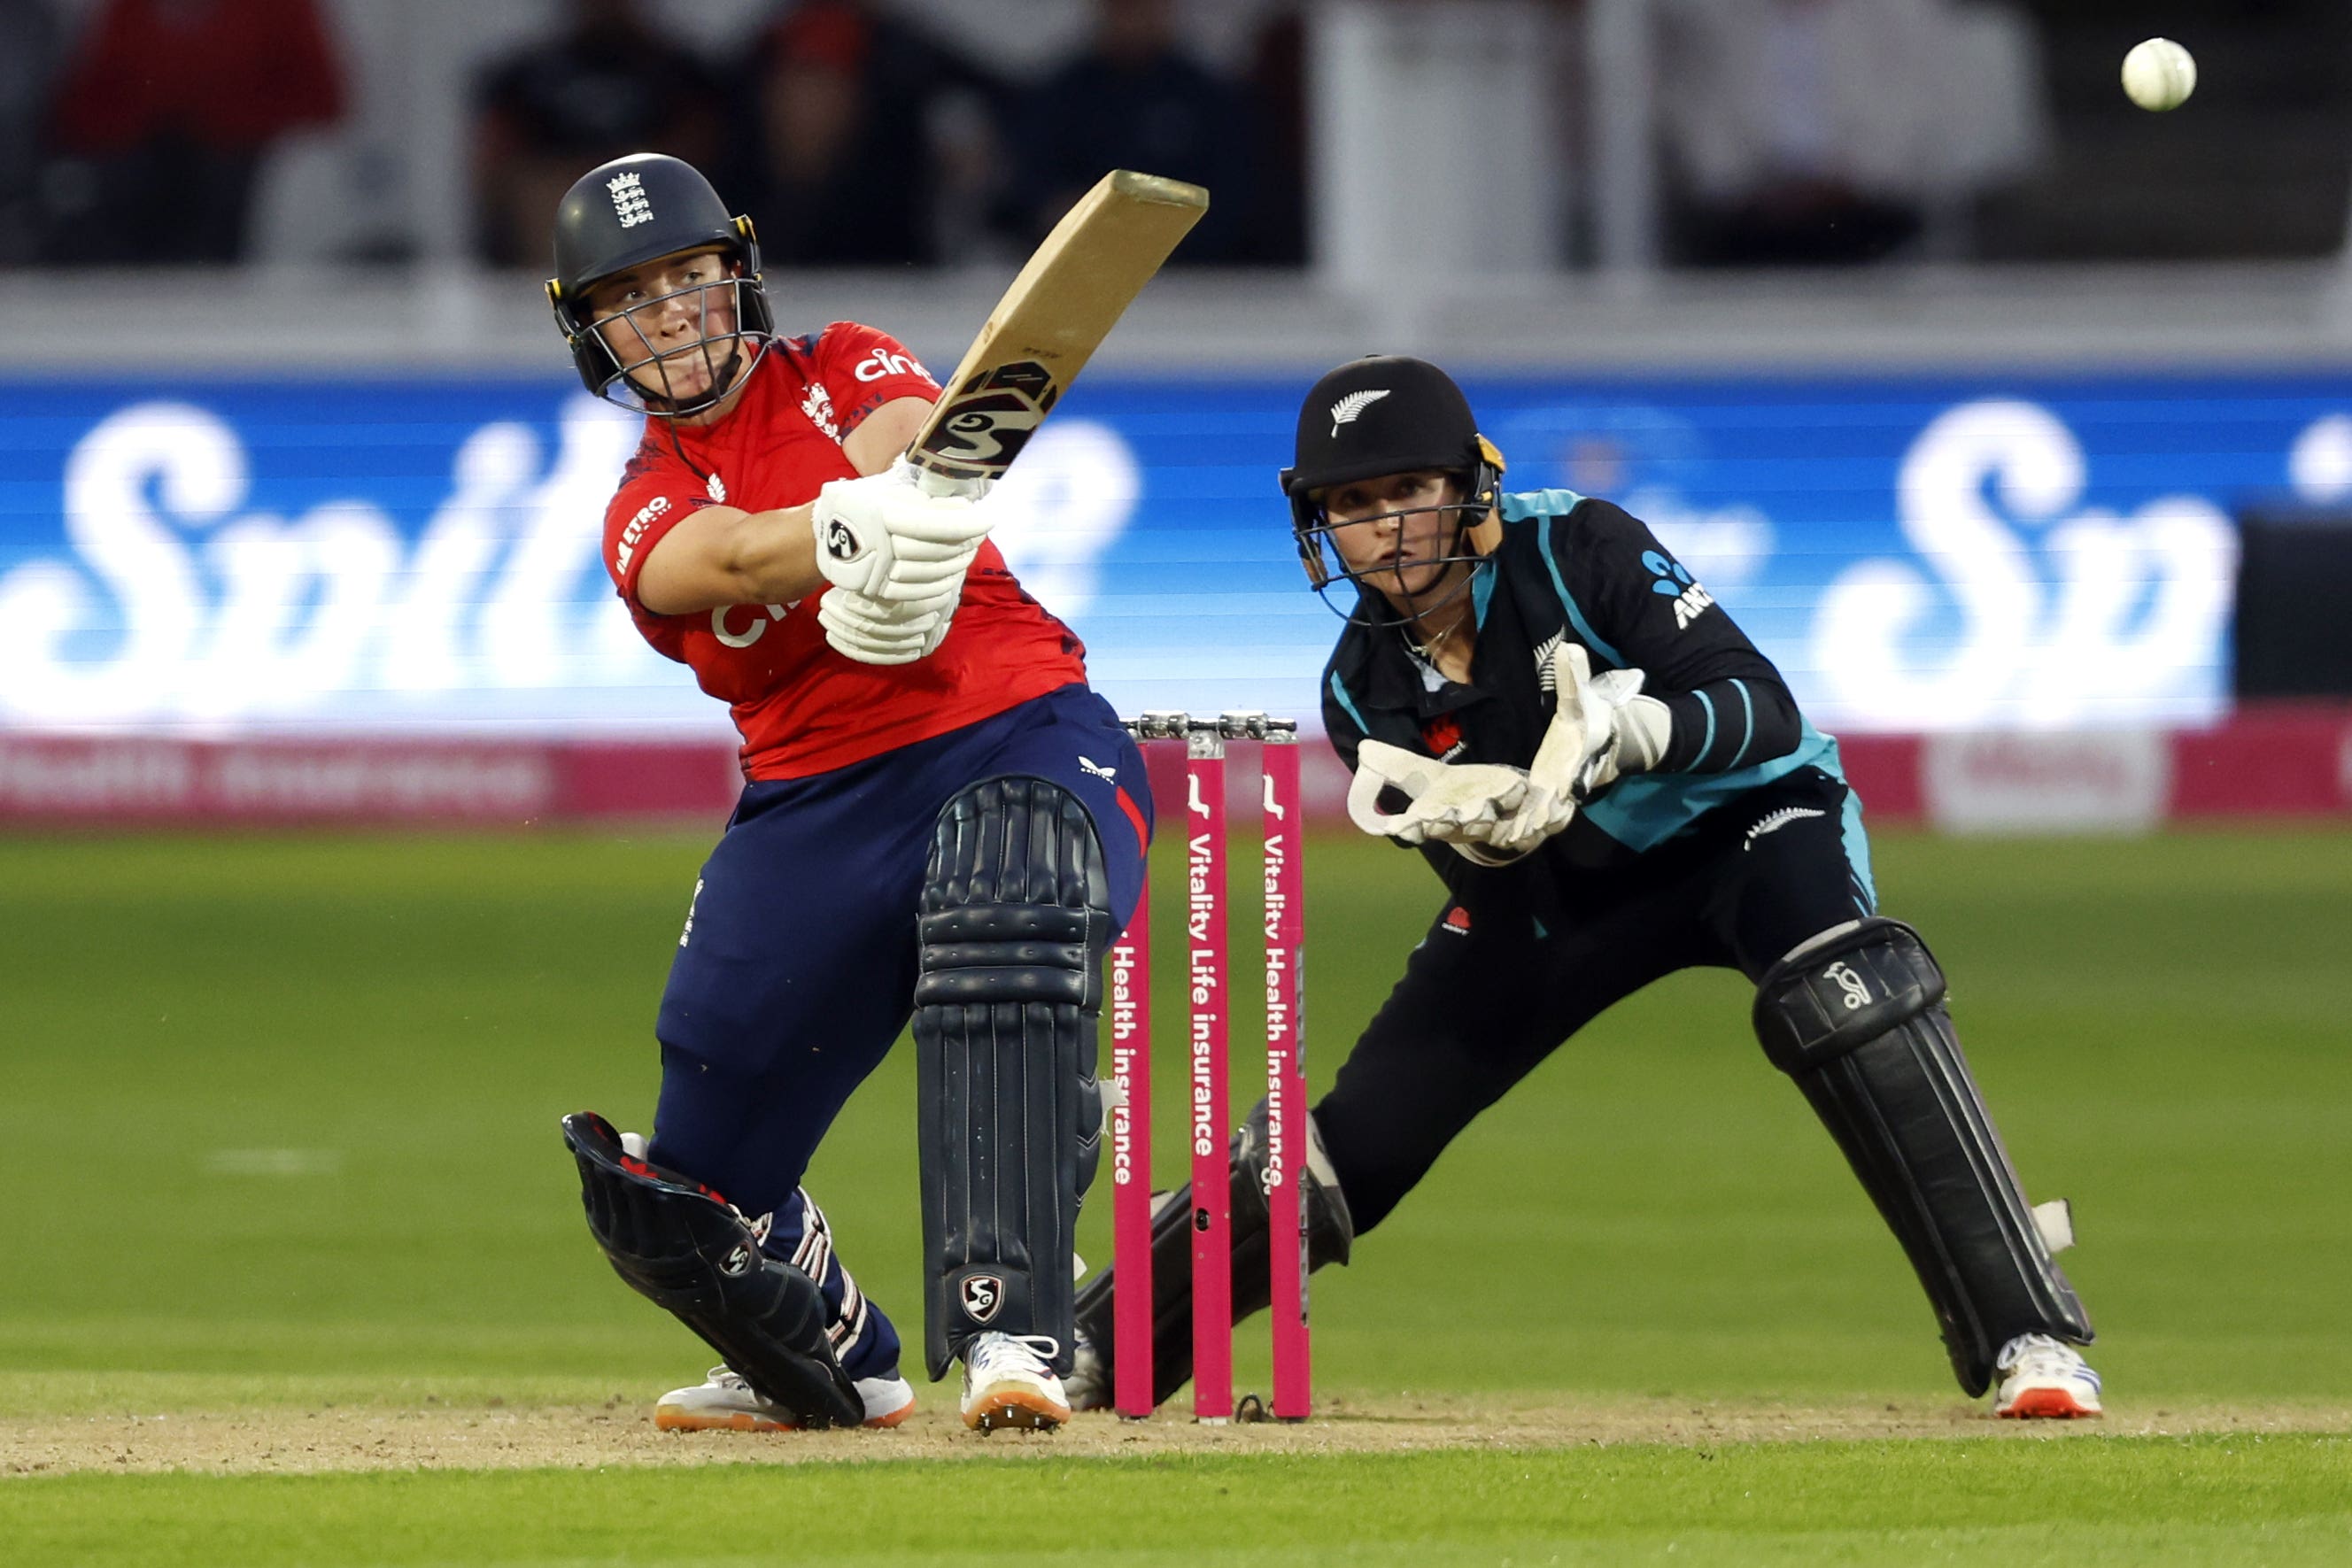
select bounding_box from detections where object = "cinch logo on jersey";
[1441,905,1472,935]
[607,172,653,228]
[1328,388,1389,438]
[615,495,670,574]
[1644,549,1715,630]
[854,348,932,383]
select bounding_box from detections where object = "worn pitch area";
[7,1396,2345,1477]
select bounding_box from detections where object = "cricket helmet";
[545,153,775,416]
[1280,356,1505,616]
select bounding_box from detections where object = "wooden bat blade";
[909,169,1208,487]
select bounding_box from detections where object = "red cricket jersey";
[600,321,1090,780]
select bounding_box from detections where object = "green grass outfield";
[3,825,2349,1564]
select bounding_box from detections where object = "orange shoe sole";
[1997,1387,2101,1419]
[963,1386,1072,1433]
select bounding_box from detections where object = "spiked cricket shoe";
[654,1366,915,1432]
[1993,1333,2103,1418]
[961,1333,1072,1432]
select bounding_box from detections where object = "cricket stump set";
[1111,712,1311,1422]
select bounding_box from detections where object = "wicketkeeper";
[546,153,1152,1433]
[1071,355,2103,1419]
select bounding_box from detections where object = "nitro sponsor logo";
[1824,961,1871,1010]
[854,348,932,384]
[615,495,670,574]
[607,172,653,228]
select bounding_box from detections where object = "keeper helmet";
[1280,355,1506,618]
[545,152,775,417]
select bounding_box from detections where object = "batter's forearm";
[731,505,825,602]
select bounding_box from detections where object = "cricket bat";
[907,170,1208,491]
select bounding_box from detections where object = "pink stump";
[1185,724,1232,1423]
[1261,732,1311,1418]
[1108,865,1153,1420]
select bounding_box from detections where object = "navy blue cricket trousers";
[642,684,1149,1381]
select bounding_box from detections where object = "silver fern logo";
[1745,807,1827,848]
[1329,388,1390,437]
[1533,631,1565,692]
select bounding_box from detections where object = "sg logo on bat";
[917,360,1060,480]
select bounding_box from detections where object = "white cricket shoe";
[960,1333,1072,1432]
[654,1365,915,1433]
[1993,1333,2103,1418]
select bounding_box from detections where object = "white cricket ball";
[2122,37,2195,112]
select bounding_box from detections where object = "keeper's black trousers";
[1315,766,1876,1233]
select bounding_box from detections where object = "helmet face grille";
[1294,492,1497,632]
[561,272,773,418]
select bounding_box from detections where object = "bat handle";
[906,454,990,500]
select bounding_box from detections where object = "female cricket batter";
[546,153,1150,1434]
[1072,356,2103,1420]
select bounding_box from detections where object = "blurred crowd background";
[4,0,2352,819]
[4,0,2348,276]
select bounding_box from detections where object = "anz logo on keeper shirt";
[1644,549,1715,630]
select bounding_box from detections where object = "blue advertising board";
[4,370,2347,738]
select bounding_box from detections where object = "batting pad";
[560,1111,863,1427]
[917,776,1114,1379]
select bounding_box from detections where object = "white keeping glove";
[816,584,955,666]
[1528,644,1671,805]
[811,460,993,604]
[1347,740,1536,850]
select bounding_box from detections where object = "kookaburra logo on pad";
[960,1273,1004,1324]
[607,172,653,228]
[1329,389,1390,437]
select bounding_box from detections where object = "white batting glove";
[810,460,992,603]
[816,584,954,665]
[1348,739,1533,849]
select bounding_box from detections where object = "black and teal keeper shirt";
[1321,489,1866,898]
